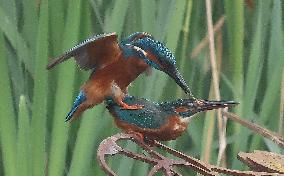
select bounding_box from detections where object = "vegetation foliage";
[0,0,283,175]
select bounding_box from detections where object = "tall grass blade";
[104,0,129,34]
[141,0,156,34]
[68,108,107,176]
[0,6,33,74]
[224,0,244,106]
[22,0,38,56]
[236,0,271,162]
[0,32,17,176]
[17,96,31,176]
[67,3,107,176]
[30,0,49,175]
[200,87,216,163]
[0,1,283,175]
[250,0,284,150]
[0,0,17,25]
[49,0,64,55]
[224,0,244,168]
[47,1,82,176]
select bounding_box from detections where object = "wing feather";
[47,32,121,70]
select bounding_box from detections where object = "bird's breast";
[88,56,149,90]
[113,114,189,141]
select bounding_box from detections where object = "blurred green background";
[0,0,283,175]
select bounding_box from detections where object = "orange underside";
[86,55,149,93]
[114,115,189,141]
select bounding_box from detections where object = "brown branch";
[222,111,284,148]
[205,0,226,165]
[97,133,282,176]
[190,15,225,59]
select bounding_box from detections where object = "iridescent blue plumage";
[65,91,86,122]
[106,96,238,141]
[106,96,238,129]
[47,32,195,122]
[106,96,172,129]
[132,37,176,69]
[128,37,193,96]
[120,32,153,46]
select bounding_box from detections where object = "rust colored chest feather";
[89,56,149,90]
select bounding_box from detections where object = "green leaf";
[30,0,49,175]
[0,6,33,74]
[104,0,129,34]
[0,31,17,176]
[17,96,31,176]
[250,0,284,151]
[47,1,82,176]
[22,0,38,56]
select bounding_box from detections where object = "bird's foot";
[128,131,144,142]
[144,137,155,147]
[128,132,155,147]
[120,104,144,110]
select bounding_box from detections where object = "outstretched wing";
[47,32,121,70]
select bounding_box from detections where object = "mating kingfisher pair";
[47,32,238,141]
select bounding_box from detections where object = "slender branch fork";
[97,131,281,176]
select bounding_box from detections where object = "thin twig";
[205,0,225,165]
[279,69,284,135]
[222,111,284,148]
[191,15,225,59]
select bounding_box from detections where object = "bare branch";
[190,15,225,59]
[222,111,284,148]
[97,133,282,176]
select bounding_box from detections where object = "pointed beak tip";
[65,117,71,122]
[228,101,240,105]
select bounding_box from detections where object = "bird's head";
[131,37,193,96]
[120,32,153,45]
[120,33,194,97]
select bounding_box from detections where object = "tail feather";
[46,55,69,69]
[65,91,86,122]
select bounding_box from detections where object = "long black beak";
[171,99,239,123]
[166,67,195,98]
[168,99,239,117]
[193,100,239,112]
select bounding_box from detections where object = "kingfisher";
[106,96,238,141]
[47,32,194,122]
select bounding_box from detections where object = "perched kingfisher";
[47,32,194,122]
[106,96,238,141]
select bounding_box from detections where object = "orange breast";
[89,56,149,90]
[114,115,189,141]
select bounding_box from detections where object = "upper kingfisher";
[106,96,238,141]
[47,32,194,122]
